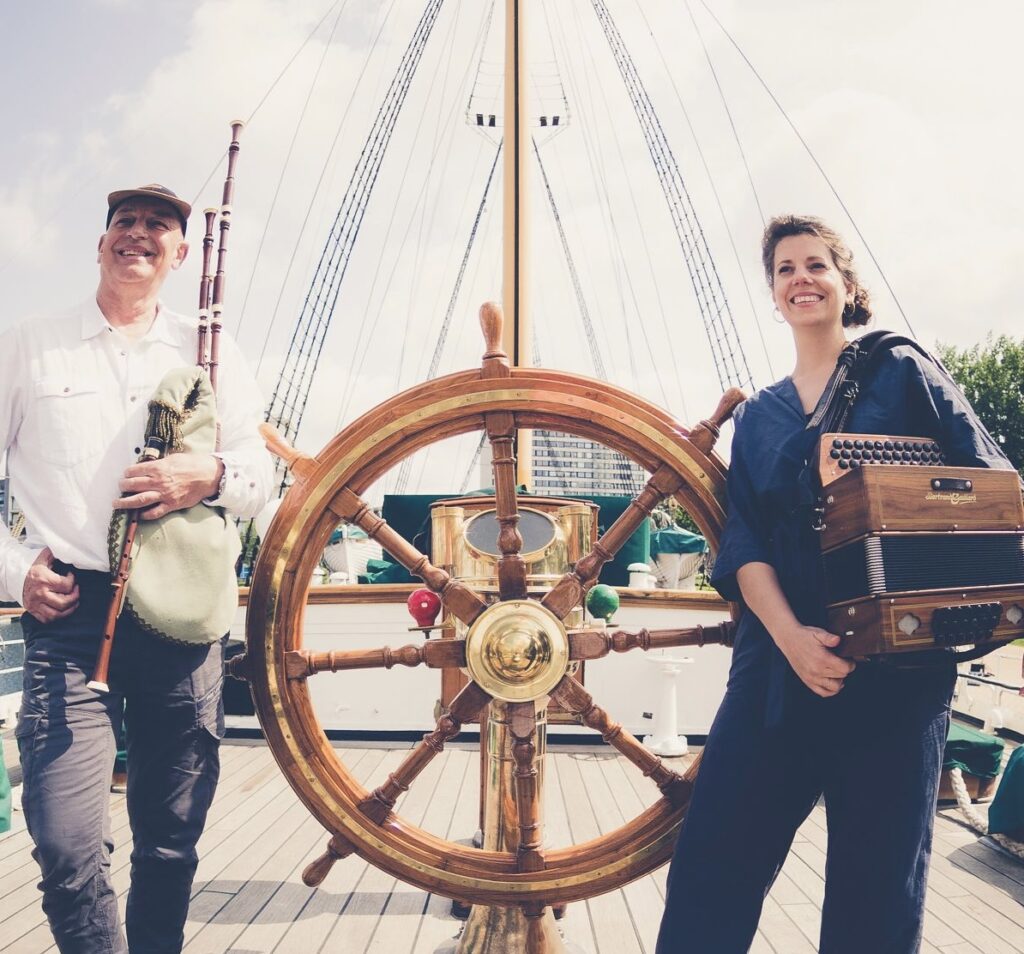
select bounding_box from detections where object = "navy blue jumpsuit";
[656,344,1015,954]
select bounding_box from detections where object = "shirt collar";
[81,299,184,346]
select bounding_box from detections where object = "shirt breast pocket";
[30,376,104,466]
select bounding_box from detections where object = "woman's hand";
[772,623,855,697]
[735,561,855,697]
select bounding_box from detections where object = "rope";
[947,744,1024,860]
[948,766,989,835]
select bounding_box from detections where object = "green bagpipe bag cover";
[108,367,241,644]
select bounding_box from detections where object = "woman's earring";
[772,308,786,324]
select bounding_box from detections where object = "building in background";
[531,430,645,496]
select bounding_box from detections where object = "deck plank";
[4,739,1024,953]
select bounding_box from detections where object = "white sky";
[2,0,1022,494]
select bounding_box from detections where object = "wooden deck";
[2,738,1023,953]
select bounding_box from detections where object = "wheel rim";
[247,366,728,905]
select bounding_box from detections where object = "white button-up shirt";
[0,299,273,603]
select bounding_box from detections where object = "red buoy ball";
[407,588,442,627]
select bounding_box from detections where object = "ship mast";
[503,0,532,489]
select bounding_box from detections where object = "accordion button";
[854,439,864,449]
[841,449,851,459]
[872,450,883,460]
[830,449,840,459]
[850,449,860,459]
[839,460,849,470]
[894,440,905,450]
[833,438,843,449]
[884,440,894,450]
[851,460,861,468]
[844,439,854,449]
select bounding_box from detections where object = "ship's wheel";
[240,302,742,909]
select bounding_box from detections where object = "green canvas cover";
[988,745,1024,836]
[942,722,1004,779]
[108,367,240,644]
[0,745,10,834]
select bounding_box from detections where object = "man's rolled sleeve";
[202,333,274,520]
[205,451,272,518]
[0,324,36,604]
[0,540,42,606]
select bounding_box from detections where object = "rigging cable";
[254,0,401,381]
[563,1,677,410]
[683,0,765,225]
[532,137,606,381]
[546,1,631,389]
[392,141,503,495]
[394,3,465,396]
[632,0,775,382]
[263,0,447,501]
[284,3,444,436]
[696,0,916,336]
[190,0,346,206]
[234,0,349,339]
[589,0,755,392]
[331,4,492,436]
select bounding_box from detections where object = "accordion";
[817,433,1024,658]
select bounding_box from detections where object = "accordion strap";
[806,330,934,436]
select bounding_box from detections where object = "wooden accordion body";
[817,434,1024,658]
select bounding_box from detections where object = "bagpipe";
[88,122,245,692]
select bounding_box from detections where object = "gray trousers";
[17,569,225,954]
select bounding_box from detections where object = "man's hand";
[113,453,223,521]
[23,547,79,623]
[773,624,856,698]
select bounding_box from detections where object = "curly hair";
[761,215,873,328]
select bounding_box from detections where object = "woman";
[656,215,1013,954]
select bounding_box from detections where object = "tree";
[936,334,1024,478]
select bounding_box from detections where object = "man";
[0,184,272,953]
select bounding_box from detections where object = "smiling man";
[0,184,272,954]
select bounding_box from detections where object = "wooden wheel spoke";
[486,410,528,600]
[548,675,692,809]
[302,833,356,887]
[358,681,492,824]
[508,701,545,872]
[567,621,737,661]
[479,302,527,601]
[329,484,488,626]
[284,639,467,679]
[542,464,686,620]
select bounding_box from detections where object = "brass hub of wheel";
[464,600,569,702]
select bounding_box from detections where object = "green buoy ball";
[586,584,619,623]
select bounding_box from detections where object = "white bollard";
[643,653,694,757]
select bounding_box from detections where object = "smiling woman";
[655,214,1017,954]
